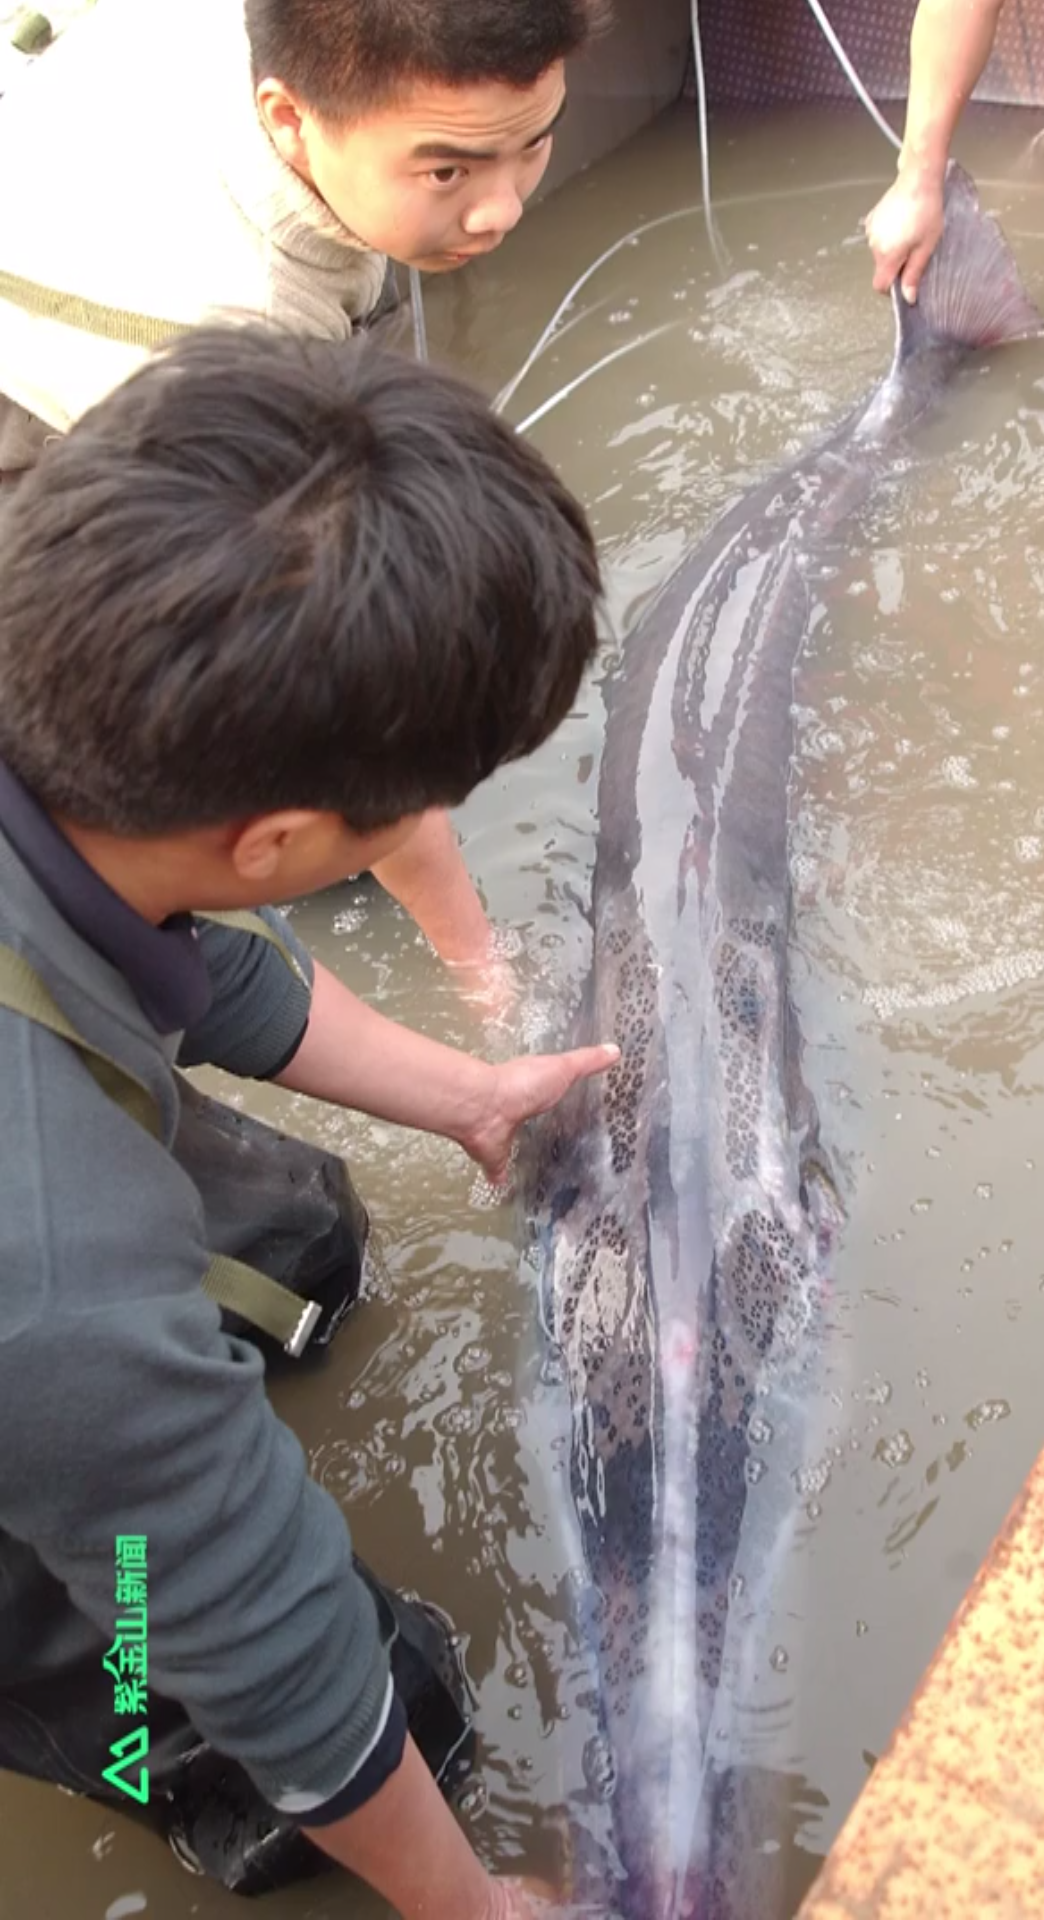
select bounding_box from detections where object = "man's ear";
[255,76,312,174]
[230,810,329,883]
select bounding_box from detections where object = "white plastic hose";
[801,0,902,150]
[409,265,429,360]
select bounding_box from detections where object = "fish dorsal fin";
[893,160,1042,365]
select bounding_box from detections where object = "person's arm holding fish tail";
[866,0,1007,300]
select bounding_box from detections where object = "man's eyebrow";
[409,96,567,165]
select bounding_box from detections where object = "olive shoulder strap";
[0,944,320,1356]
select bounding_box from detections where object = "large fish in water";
[525,164,1039,1920]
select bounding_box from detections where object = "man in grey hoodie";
[0,326,616,1917]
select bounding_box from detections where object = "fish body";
[528,165,1039,1919]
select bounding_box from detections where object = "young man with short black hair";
[0,0,609,989]
[0,327,615,1918]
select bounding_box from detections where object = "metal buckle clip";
[284,1298,322,1359]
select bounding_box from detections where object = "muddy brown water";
[5,97,1044,1920]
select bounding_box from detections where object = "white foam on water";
[865,945,1044,1017]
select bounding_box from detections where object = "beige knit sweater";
[0,0,388,435]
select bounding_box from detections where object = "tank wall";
[542,0,692,196]
[699,0,1044,108]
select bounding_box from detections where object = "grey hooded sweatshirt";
[0,757,403,1822]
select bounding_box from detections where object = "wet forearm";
[303,1735,494,1920]
[899,0,1006,183]
[368,808,493,968]
[274,957,493,1139]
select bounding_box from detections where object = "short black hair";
[0,328,601,836]
[245,0,611,120]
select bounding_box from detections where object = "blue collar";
[0,758,212,1034]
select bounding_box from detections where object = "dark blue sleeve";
[177,908,314,1080]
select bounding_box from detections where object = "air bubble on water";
[488,922,524,963]
[855,1620,869,1638]
[729,1573,746,1601]
[863,1377,892,1407]
[806,1499,822,1521]
[457,1343,492,1376]
[793,1459,831,1497]
[745,1456,766,1486]
[926,1145,941,1160]
[582,1735,617,1801]
[975,1183,993,1201]
[769,1646,789,1672]
[505,1662,529,1688]
[607,309,632,325]
[458,1780,488,1816]
[960,1258,974,1274]
[941,755,977,789]
[436,1404,479,1437]
[915,1370,930,1389]
[874,1429,914,1468]
[748,1414,774,1446]
[966,1399,1011,1430]
[469,1170,504,1211]
[508,1704,523,1721]
[1015,836,1043,863]
[911,1198,932,1215]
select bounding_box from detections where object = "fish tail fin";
[894,161,1041,358]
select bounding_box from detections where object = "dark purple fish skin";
[526,166,1039,1920]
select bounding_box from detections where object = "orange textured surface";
[798,1448,1044,1919]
